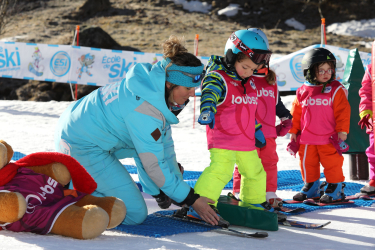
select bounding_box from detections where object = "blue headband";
[161,58,205,87]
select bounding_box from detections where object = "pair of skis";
[274,206,330,228]
[153,211,269,239]
[282,191,375,206]
[154,207,330,239]
[225,192,330,229]
[346,193,375,200]
[153,203,331,239]
[283,197,355,207]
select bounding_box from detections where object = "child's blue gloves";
[255,121,266,148]
[198,110,215,129]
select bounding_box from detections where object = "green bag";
[217,195,278,231]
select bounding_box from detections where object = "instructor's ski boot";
[293,180,326,201]
[320,182,346,203]
[360,180,375,195]
[186,205,230,228]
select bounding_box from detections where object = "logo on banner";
[0,46,21,72]
[50,51,71,77]
[289,53,305,83]
[102,55,137,83]
[28,47,44,77]
[77,53,95,79]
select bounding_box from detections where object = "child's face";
[234,57,259,79]
[315,63,334,83]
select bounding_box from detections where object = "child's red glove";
[329,133,349,156]
[276,118,292,137]
[286,133,300,157]
[358,114,372,130]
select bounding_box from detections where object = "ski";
[153,212,268,238]
[283,197,320,204]
[275,206,306,213]
[346,193,375,200]
[279,219,331,229]
[302,198,354,206]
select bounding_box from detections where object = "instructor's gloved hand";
[255,121,266,148]
[152,190,172,209]
[198,110,215,129]
[177,162,184,175]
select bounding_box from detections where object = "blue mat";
[11,151,27,161]
[114,210,215,237]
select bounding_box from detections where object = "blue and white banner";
[270,44,372,91]
[0,41,209,86]
[0,42,371,92]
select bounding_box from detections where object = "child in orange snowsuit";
[289,47,350,204]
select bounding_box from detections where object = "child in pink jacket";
[358,62,375,195]
[232,29,293,208]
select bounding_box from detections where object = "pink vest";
[206,70,258,151]
[297,80,346,145]
[253,75,278,138]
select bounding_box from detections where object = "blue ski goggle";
[167,70,206,84]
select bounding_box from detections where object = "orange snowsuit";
[289,81,350,183]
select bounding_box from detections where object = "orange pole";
[193,34,199,129]
[321,18,327,45]
[75,25,80,101]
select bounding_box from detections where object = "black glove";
[178,162,184,175]
[152,190,172,209]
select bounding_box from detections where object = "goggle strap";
[166,70,206,83]
[230,33,255,60]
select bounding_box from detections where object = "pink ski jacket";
[252,74,278,138]
[206,70,258,151]
[289,80,350,145]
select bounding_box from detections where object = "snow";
[0,96,374,250]
[285,18,306,31]
[171,0,211,13]
[217,4,241,17]
[327,18,375,39]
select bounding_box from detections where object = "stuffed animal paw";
[0,140,126,239]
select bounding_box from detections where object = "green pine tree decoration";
[342,48,369,153]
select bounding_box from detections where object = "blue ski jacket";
[56,61,195,204]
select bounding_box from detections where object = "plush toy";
[0,140,126,239]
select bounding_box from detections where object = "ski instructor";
[54,36,220,226]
